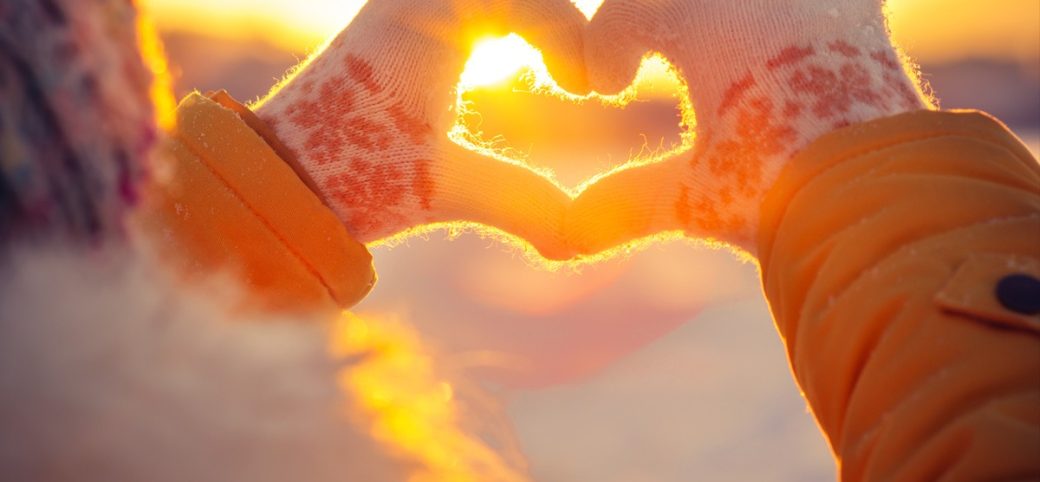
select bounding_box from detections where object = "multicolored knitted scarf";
[0,0,161,244]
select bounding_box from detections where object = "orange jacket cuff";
[145,92,375,312]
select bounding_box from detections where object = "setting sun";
[459,34,545,88]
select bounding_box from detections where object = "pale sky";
[140,0,1040,64]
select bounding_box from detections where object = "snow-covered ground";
[361,233,836,481]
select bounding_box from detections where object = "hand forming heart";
[257,0,927,261]
[254,0,587,261]
[572,0,927,255]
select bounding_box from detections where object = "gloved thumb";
[585,0,665,95]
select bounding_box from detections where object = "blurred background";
[138,0,1039,480]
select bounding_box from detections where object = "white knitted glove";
[256,0,587,259]
[571,0,928,255]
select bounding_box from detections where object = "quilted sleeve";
[758,110,1040,481]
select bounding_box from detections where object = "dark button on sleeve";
[996,274,1040,316]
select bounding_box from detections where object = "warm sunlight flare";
[136,10,176,130]
[332,313,528,482]
[459,35,545,88]
[453,50,692,196]
[141,0,1040,64]
[442,36,700,266]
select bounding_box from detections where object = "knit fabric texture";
[254,0,588,259]
[578,0,930,253]
[0,0,158,245]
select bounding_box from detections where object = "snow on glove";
[570,0,929,256]
[255,0,587,259]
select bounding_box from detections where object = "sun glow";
[136,10,176,131]
[332,313,528,482]
[453,42,694,195]
[443,30,702,265]
[459,35,545,88]
[142,0,1039,65]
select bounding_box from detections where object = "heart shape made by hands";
[437,49,698,263]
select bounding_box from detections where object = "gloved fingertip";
[543,54,589,95]
[584,2,648,95]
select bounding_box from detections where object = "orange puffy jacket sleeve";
[142,91,375,313]
[759,110,1040,480]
